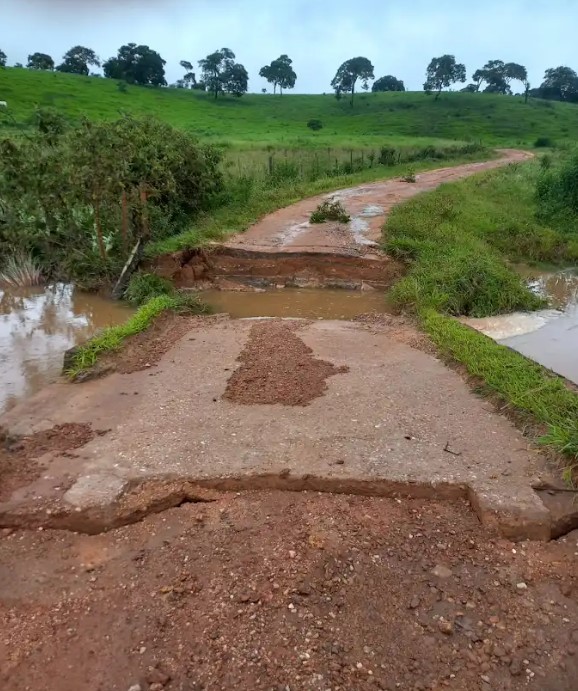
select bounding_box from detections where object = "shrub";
[306,119,323,131]
[378,146,398,166]
[0,252,43,287]
[401,168,417,183]
[534,136,554,148]
[124,272,174,306]
[536,153,578,224]
[310,199,350,224]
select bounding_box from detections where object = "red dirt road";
[1,492,577,691]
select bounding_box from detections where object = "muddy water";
[464,268,578,384]
[0,284,133,415]
[202,288,390,320]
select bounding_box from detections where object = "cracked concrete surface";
[0,318,552,539]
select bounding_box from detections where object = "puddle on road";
[464,268,578,384]
[0,284,133,415]
[202,288,390,320]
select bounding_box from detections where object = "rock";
[146,668,171,686]
[431,565,453,579]
[149,685,164,691]
[481,675,490,684]
[509,660,523,676]
[516,582,528,591]
[438,620,454,636]
[409,595,421,610]
[128,686,142,691]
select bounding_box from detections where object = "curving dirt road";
[224,149,533,255]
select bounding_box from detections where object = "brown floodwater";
[202,288,391,320]
[0,284,133,415]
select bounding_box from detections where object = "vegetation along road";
[1,45,578,691]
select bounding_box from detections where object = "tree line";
[1,45,577,106]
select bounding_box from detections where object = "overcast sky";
[2,0,576,92]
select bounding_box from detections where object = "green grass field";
[2,67,578,148]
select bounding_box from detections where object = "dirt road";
[2,151,577,691]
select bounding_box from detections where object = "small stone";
[438,620,454,636]
[289,550,296,559]
[431,565,453,579]
[146,668,171,686]
[128,686,142,691]
[149,685,164,691]
[481,675,490,684]
[516,582,528,591]
[409,595,421,610]
[139,646,147,655]
[510,660,523,676]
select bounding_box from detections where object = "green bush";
[536,152,578,227]
[124,272,174,306]
[534,136,554,148]
[306,119,323,131]
[378,146,398,166]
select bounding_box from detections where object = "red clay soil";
[0,491,576,691]
[223,320,349,406]
[0,423,97,501]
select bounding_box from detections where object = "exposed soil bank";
[1,492,576,691]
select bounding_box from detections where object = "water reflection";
[0,284,133,415]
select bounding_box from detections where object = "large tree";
[0,49,7,68]
[471,60,527,94]
[56,46,100,76]
[103,44,166,86]
[179,60,197,88]
[539,66,578,102]
[27,53,54,70]
[331,57,374,105]
[198,48,248,98]
[259,54,297,95]
[372,75,405,92]
[424,55,466,99]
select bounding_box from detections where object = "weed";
[0,253,43,287]
[310,199,350,224]
[401,168,417,183]
[124,272,174,306]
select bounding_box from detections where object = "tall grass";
[0,253,43,287]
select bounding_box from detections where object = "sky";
[2,0,577,92]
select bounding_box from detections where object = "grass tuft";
[66,293,210,379]
[310,199,350,224]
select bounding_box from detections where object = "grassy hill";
[1,67,577,148]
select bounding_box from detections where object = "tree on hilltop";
[57,46,100,76]
[103,44,166,86]
[199,48,248,98]
[372,75,405,92]
[331,57,374,105]
[259,55,297,95]
[538,66,578,102]
[471,60,527,94]
[27,53,55,70]
[424,55,466,99]
[0,49,7,68]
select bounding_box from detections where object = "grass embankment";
[65,292,210,380]
[3,68,578,146]
[382,158,578,479]
[385,159,578,316]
